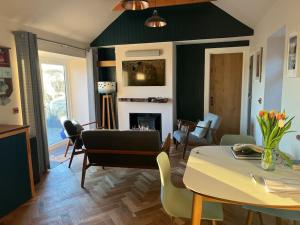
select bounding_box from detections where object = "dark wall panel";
[176,41,249,121]
[91,3,253,47]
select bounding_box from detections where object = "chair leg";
[275,217,282,225]
[183,142,188,159]
[211,220,217,225]
[81,151,88,188]
[257,212,264,225]
[175,141,179,150]
[64,139,71,157]
[68,145,76,168]
[245,211,254,225]
[170,216,175,225]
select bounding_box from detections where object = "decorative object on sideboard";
[121,0,149,10]
[98,82,117,129]
[118,97,169,103]
[287,32,300,77]
[125,49,161,57]
[0,47,13,106]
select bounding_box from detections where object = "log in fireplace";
[129,113,162,140]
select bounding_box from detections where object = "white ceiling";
[213,0,277,28]
[1,0,277,46]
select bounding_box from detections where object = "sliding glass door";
[41,63,69,146]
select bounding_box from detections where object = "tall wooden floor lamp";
[98,81,116,129]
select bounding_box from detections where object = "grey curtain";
[13,31,50,175]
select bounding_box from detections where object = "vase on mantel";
[261,148,276,171]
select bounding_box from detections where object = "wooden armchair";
[63,120,102,168]
[173,113,221,159]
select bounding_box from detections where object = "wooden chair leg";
[257,212,264,225]
[245,211,254,225]
[211,220,217,225]
[170,216,175,225]
[183,143,188,159]
[68,145,76,168]
[64,139,71,157]
[81,151,88,188]
[276,217,282,225]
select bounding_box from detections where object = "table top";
[183,146,300,208]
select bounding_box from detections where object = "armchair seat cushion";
[173,130,208,145]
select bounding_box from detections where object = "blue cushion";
[173,130,207,145]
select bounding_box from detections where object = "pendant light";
[121,0,150,10]
[145,10,167,27]
[145,0,167,28]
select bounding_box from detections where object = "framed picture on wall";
[0,47,13,105]
[287,32,300,77]
[256,47,263,82]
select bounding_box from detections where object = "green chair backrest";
[220,134,256,146]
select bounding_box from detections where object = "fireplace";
[129,113,162,139]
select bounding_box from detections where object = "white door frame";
[204,46,250,134]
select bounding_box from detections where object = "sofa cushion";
[173,130,208,145]
[82,130,161,151]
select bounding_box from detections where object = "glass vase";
[261,149,276,171]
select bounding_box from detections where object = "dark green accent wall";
[0,133,31,216]
[91,3,253,47]
[176,41,249,121]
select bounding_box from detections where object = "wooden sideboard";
[0,125,35,217]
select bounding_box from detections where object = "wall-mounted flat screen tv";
[122,59,165,86]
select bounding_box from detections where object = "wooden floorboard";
[0,146,297,225]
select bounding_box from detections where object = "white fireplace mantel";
[115,42,176,140]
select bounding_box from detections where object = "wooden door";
[209,53,243,142]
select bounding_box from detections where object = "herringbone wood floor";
[0,146,297,225]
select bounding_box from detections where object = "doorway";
[41,63,69,147]
[264,27,286,111]
[205,47,249,142]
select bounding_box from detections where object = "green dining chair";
[220,134,300,225]
[156,152,223,225]
[220,134,256,146]
[244,206,300,225]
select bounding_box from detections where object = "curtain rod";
[37,37,88,51]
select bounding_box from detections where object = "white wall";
[115,42,175,139]
[264,27,285,111]
[68,58,89,124]
[250,0,300,158]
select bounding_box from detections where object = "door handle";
[210,96,214,106]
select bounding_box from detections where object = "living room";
[1,0,300,225]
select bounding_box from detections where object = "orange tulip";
[276,113,282,120]
[281,112,286,120]
[269,111,275,119]
[259,111,265,117]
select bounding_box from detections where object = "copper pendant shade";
[121,0,150,10]
[145,10,167,28]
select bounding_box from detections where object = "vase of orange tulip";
[257,110,294,171]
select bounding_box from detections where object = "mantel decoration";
[0,47,13,105]
[257,110,294,171]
